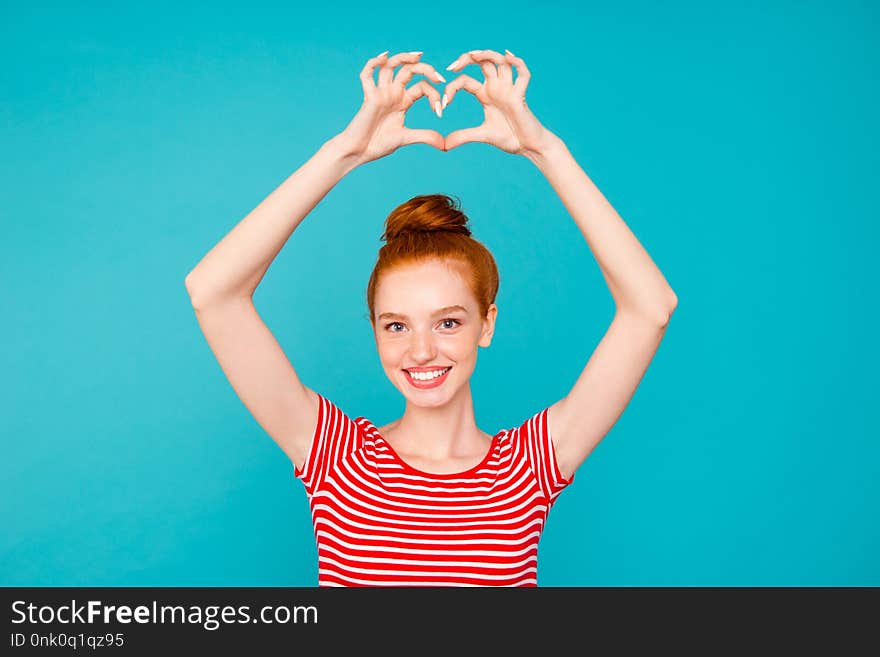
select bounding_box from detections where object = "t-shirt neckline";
[355,416,504,479]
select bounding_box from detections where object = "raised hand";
[441,49,554,158]
[337,51,447,166]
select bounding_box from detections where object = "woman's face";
[372,259,497,408]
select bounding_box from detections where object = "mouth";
[402,366,452,389]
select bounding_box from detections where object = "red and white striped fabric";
[294,393,574,586]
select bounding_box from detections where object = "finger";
[469,49,498,80]
[498,50,513,85]
[386,50,424,68]
[360,51,389,95]
[401,127,446,151]
[444,126,489,151]
[469,49,506,65]
[404,80,445,118]
[469,49,509,80]
[446,50,496,80]
[379,51,423,87]
[394,62,447,87]
[441,74,486,110]
[505,50,531,94]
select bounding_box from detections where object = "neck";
[392,384,485,459]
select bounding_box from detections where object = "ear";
[478,303,498,348]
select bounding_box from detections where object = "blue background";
[2,0,877,586]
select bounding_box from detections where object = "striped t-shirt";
[293,393,574,586]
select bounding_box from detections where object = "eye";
[382,319,461,333]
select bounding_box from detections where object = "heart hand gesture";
[335,49,557,166]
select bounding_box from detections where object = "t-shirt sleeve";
[293,392,361,496]
[514,405,574,506]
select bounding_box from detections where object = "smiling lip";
[403,366,452,389]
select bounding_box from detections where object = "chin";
[406,395,448,408]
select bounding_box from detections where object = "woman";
[185,49,678,586]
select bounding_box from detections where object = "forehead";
[375,260,473,311]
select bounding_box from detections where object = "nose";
[408,330,438,362]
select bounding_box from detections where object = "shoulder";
[498,405,549,439]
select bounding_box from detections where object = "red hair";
[366,194,500,326]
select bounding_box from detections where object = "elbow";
[184,273,250,310]
[184,272,202,307]
[660,291,678,326]
[644,290,678,326]
[619,301,677,327]
[184,272,196,296]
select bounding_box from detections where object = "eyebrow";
[378,305,469,321]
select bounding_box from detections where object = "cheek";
[376,340,406,364]
[445,335,481,363]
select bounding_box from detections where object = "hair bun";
[381,194,472,242]
[367,193,500,326]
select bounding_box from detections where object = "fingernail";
[434,100,442,118]
[410,50,423,55]
[441,93,448,110]
[505,49,516,56]
[434,71,446,83]
[377,50,389,58]
[446,59,460,71]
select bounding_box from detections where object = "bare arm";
[183,137,358,467]
[185,49,447,306]
[442,49,678,479]
[526,136,677,322]
[443,49,677,320]
[530,135,677,479]
[184,51,446,467]
[184,137,359,308]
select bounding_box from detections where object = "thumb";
[401,128,445,151]
[443,127,487,151]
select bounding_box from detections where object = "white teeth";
[408,367,450,381]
